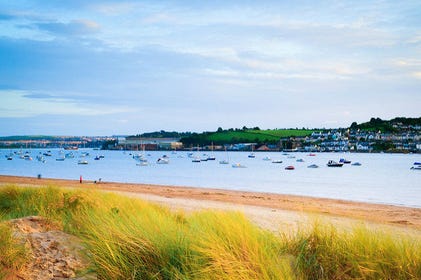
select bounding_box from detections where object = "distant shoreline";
[1,175,420,231]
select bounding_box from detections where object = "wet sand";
[1,175,420,232]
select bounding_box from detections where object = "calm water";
[1,149,420,208]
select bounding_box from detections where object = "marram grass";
[281,222,421,280]
[0,185,420,280]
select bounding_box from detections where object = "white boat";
[136,162,148,166]
[219,147,230,164]
[327,160,343,167]
[411,165,421,170]
[56,157,65,161]
[78,160,88,165]
[296,158,304,162]
[192,157,201,163]
[65,152,75,159]
[248,145,256,158]
[262,156,271,161]
[207,142,216,160]
[307,164,319,168]
[232,163,247,168]
[24,155,32,161]
[272,160,283,164]
[351,162,362,166]
[157,158,169,164]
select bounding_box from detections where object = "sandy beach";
[1,175,420,233]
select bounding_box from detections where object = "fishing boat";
[327,160,343,167]
[285,165,295,170]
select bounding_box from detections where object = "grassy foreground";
[0,185,420,279]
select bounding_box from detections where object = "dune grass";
[0,222,28,279]
[0,185,420,280]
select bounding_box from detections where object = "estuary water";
[1,149,420,208]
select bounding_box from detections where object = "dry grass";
[0,185,420,280]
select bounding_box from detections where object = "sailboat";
[207,142,216,160]
[192,145,201,163]
[219,147,229,164]
[248,144,255,158]
[136,142,148,165]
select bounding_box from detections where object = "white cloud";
[0,90,133,118]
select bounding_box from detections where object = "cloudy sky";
[1,0,420,136]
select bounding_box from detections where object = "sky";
[0,0,420,136]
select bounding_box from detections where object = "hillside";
[180,128,313,146]
[350,117,421,132]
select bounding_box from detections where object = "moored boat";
[411,165,421,170]
[339,158,351,164]
[327,160,343,167]
[232,163,246,168]
[157,158,169,164]
[78,160,88,165]
[351,162,362,166]
[192,157,201,163]
[272,160,283,164]
[307,164,319,168]
[285,165,295,170]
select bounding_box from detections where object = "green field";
[1,186,420,280]
[181,129,313,146]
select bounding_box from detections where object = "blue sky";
[0,0,420,136]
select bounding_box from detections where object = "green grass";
[0,185,420,280]
[207,129,313,144]
[281,223,421,279]
[0,222,28,279]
